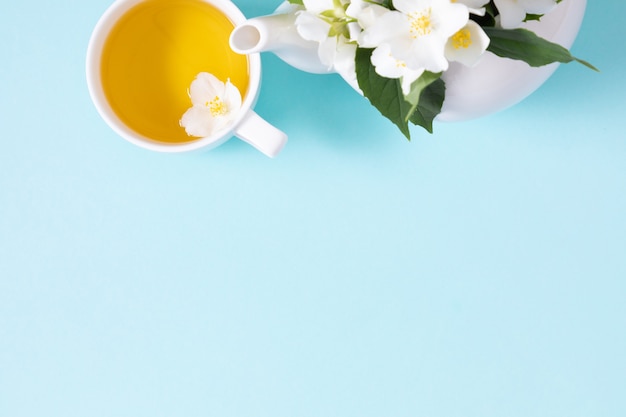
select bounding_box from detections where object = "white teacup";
[86,0,287,157]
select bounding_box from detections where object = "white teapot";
[229,0,587,122]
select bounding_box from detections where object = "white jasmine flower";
[295,0,353,70]
[360,0,469,73]
[296,0,351,44]
[295,5,334,45]
[346,0,389,29]
[179,72,242,137]
[294,0,362,87]
[371,43,425,95]
[493,0,558,29]
[321,35,359,88]
[444,20,490,67]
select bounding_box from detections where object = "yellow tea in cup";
[100,0,249,144]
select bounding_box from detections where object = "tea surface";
[101,0,249,143]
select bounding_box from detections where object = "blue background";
[1,1,625,416]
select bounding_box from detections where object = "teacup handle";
[235,111,287,158]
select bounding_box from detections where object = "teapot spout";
[229,12,331,74]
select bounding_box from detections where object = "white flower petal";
[295,12,332,42]
[180,73,243,138]
[445,20,490,67]
[188,72,222,107]
[317,37,339,70]
[494,0,527,28]
[347,21,362,42]
[346,0,388,29]
[180,106,214,137]
[430,2,470,39]
[371,43,425,95]
[371,44,408,79]
[333,38,357,76]
[359,11,407,48]
[223,79,243,113]
[302,0,336,14]
[400,36,449,73]
[392,0,422,15]
[212,112,235,132]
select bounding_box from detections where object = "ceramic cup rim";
[86,0,260,153]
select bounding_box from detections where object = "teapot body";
[230,0,587,122]
[439,0,587,121]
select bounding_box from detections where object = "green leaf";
[409,78,445,134]
[287,0,304,5]
[355,48,413,140]
[405,71,442,120]
[524,13,544,22]
[484,27,599,71]
[380,0,394,9]
[470,12,496,28]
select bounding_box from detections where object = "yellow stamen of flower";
[206,96,228,117]
[451,29,472,49]
[388,53,407,68]
[408,8,433,38]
